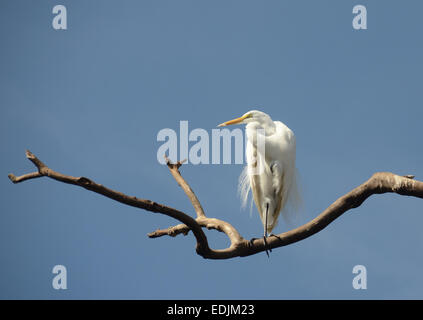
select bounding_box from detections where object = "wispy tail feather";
[281,168,303,227]
[238,165,254,216]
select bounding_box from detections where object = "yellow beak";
[217,114,250,127]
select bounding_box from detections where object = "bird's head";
[217,110,270,127]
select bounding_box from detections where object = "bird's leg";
[263,203,272,257]
[263,236,270,258]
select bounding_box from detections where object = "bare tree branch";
[8,150,211,256]
[164,155,206,219]
[8,172,42,183]
[161,155,244,251]
[8,150,423,259]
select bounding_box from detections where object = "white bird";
[218,110,300,252]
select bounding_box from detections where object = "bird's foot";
[269,233,281,240]
[248,237,258,247]
[263,236,272,258]
[249,236,272,257]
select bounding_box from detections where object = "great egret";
[218,110,299,254]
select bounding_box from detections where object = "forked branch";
[8,150,423,259]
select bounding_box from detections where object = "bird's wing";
[240,129,287,232]
[239,140,263,217]
[272,121,301,225]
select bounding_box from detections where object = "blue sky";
[1,0,423,299]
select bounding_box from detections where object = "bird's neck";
[246,120,276,136]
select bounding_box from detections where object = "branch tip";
[404,175,415,179]
[25,149,34,159]
[164,155,186,169]
[8,173,17,183]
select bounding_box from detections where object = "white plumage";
[218,110,300,237]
